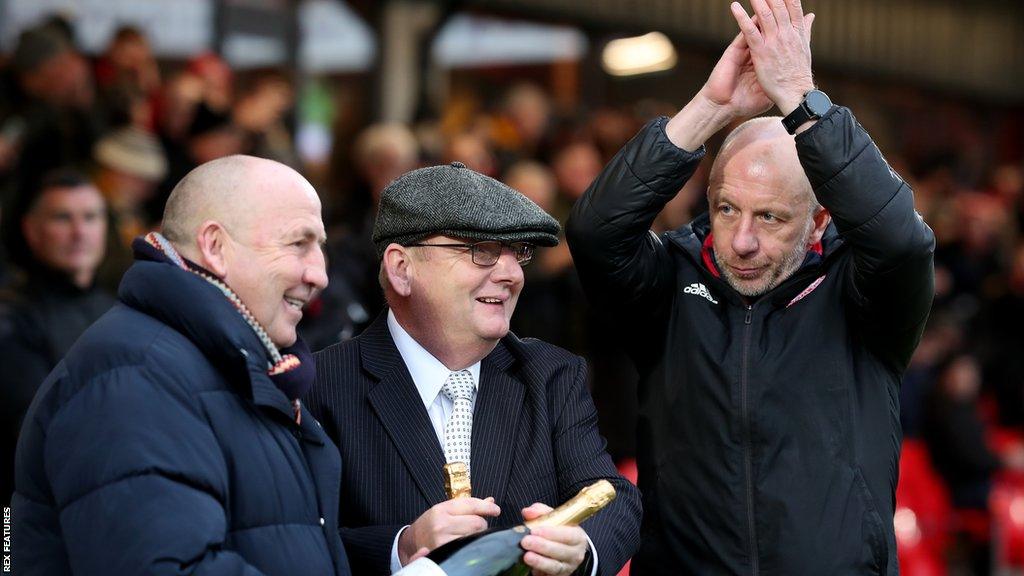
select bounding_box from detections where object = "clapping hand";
[664,0,817,150]
[700,26,774,124]
[729,0,816,115]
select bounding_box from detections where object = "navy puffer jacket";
[11,248,352,576]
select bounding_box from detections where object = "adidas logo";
[683,282,718,304]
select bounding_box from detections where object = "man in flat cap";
[306,161,641,576]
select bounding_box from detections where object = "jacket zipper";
[742,304,759,575]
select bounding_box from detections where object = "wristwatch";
[781,89,832,134]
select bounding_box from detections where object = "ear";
[195,220,231,277]
[808,206,831,246]
[382,243,413,297]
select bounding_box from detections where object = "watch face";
[805,90,832,116]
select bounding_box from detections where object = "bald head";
[162,155,318,255]
[709,117,816,212]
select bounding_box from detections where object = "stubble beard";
[721,228,813,298]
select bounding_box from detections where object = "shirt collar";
[387,309,481,409]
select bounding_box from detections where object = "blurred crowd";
[1,15,1023,574]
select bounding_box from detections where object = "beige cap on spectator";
[94,127,168,182]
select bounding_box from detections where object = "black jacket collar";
[666,212,847,308]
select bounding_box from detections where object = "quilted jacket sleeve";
[566,116,705,349]
[18,361,267,576]
[796,106,935,369]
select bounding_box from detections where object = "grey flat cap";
[373,162,560,258]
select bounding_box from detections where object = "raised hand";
[664,15,778,150]
[664,0,816,150]
[701,28,773,123]
[729,0,816,115]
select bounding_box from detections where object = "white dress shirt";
[387,310,481,447]
[385,310,597,575]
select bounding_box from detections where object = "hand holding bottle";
[398,480,615,576]
[398,497,502,565]
[519,503,588,576]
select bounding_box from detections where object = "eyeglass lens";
[471,241,534,265]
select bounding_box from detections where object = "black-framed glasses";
[406,240,535,266]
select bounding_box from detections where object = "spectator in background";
[351,123,421,206]
[187,52,234,116]
[233,72,298,166]
[938,192,1010,300]
[588,107,640,163]
[977,241,1024,426]
[0,169,113,505]
[489,82,555,166]
[444,132,499,177]
[185,102,248,165]
[503,158,577,336]
[5,25,102,195]
[92,123,169,290]
[900,313,964,438]
[299,124,418,350]
[36,14,77,48]
[504,160,579,349]
[551,140,603,215]
[990,163,1024,231]
[923,352,1024,575]
[94,26,161,100]
[924,353,1017,510]
[151,70,206,212]
[180,70,296,170]
[535,137,644,462]
[504,160,557,214]
[154,70,204,144]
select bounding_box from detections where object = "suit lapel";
[471,340,523,504]
[361,315,448,505]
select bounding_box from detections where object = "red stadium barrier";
[990,427,1024,571]
[896,440,950,576]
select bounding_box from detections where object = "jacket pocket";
[853,466,888,575]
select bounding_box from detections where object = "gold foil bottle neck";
[523,479,616,529]
[443,462,471,499]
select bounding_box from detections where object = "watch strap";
[782,101,812,134]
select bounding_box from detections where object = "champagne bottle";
[398,480,616,576]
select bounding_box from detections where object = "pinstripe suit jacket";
[306,313,641,575]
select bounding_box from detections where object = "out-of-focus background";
[1,1,1022,573]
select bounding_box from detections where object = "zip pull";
[745,305,753,325]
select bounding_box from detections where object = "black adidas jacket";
[566,106,934,575]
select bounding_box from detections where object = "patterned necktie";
[441,370,475,474]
